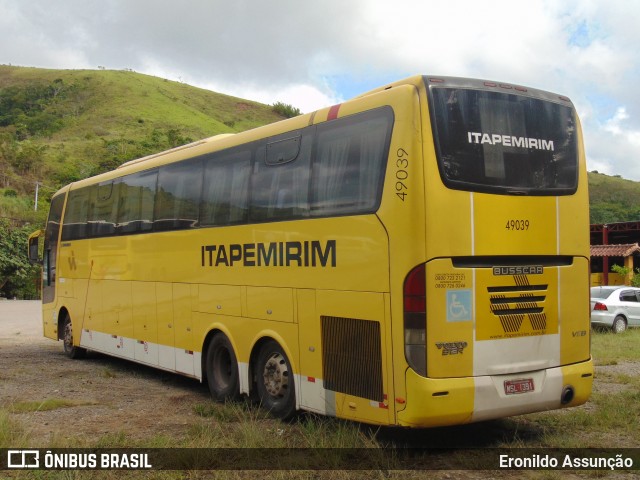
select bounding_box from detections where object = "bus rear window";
[428,86,578,195]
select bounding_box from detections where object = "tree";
[272,102,301,118]
[166,128,192,148]
[611,264,640,287]
[0,219,41,299]
[0,132,18,187]
[13,141,48,176]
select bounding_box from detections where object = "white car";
[590,286,640,333]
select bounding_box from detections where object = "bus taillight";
[404,264,426,376]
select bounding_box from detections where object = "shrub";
[272,102,301,118]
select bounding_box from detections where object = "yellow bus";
[29,75,593,427]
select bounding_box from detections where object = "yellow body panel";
[559,258,591,365]
[198,284,242,316]
[246,287,295,323]
[43,303,57,339]
[425,260,475,378]
[560,359,594,406]
[473,195,557,255]
[132,282,157,344]
[398,369,475,427]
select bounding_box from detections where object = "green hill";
[588,171,640,224]
[0,65,287,223]
[1,66,640,299]
[1,65,639,227]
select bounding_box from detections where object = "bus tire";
[255,340,296,420]
[206,333,240,402]
[62,314,85,359]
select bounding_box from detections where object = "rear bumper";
[590,312,615,328]
[397,359,593,428]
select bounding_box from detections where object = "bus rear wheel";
[62,315,85,359]
[255,340,296,420]
[206,333,240,402]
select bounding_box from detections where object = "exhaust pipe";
[561,386,575,405]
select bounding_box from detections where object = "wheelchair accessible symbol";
[447,289,472,322]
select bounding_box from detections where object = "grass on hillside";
[588,171,640,223]
[0,190,45,224]
[0,66,284,139]
[0,65,289,225]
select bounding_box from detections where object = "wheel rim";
[614,318,625,333]
[262,352,289,398]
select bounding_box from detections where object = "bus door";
[41,193,66,340]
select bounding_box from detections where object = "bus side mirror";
[28,230,42,264]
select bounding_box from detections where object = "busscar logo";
[493,266,543,276]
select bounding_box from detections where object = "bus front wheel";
[206,333,240,402]
[61,315,85,359]
[255,340,296,420]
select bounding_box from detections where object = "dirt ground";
[0,300,211,446]
[1,300,639,478]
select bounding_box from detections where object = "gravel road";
[0,300,210,446]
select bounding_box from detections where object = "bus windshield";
[428,82,578,195]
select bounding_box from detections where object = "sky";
[1,0,639,179]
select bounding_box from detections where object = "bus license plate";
[504,378,534,395]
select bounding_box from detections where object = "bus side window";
[87,181,117,237]
[250,131,311,223]
[201,149,251,227]
[155,159,203,231]
[61,187,91,241]
[311,108,393,216]
[116,170,158,234]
